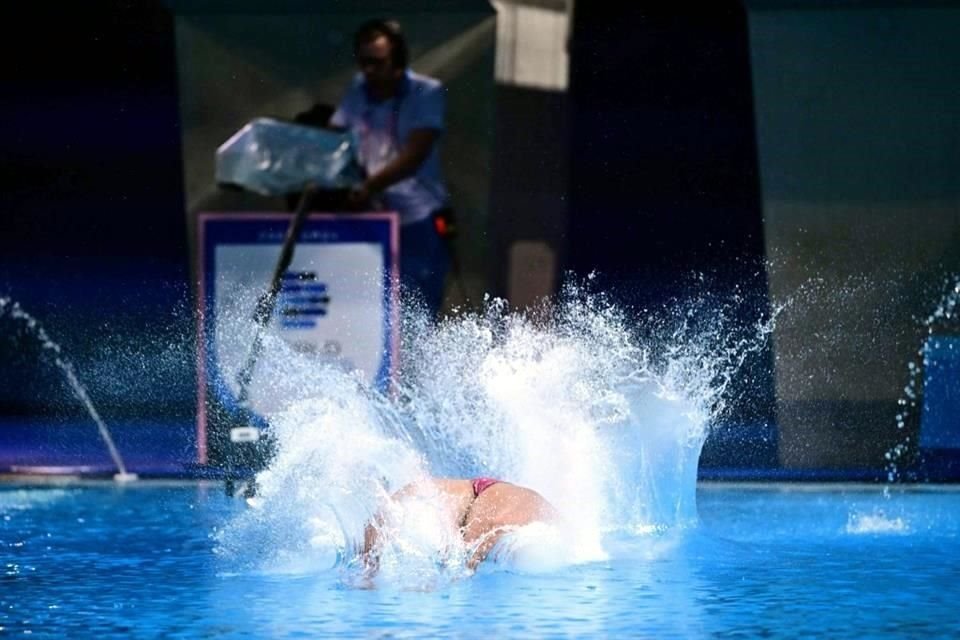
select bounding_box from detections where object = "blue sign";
[195,212,399,465]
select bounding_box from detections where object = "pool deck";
[2,417,958,484]
[3,473,960,493]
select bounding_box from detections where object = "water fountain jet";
[0,297,136,482]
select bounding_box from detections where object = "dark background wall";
[748,5,960,472]
[568,5,769,299]
[0,2,195,424]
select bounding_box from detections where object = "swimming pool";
[3,480,957,638]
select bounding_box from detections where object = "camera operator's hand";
[347,182,372,210]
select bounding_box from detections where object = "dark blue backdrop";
[0,3,196,472]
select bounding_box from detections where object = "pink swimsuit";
[471,477,500,497]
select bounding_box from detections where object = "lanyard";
[360,75,408,146]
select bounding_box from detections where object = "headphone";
[353,19,409,69]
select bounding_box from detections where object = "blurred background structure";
[1,0,958,478]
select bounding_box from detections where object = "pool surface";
[3,481,958,638]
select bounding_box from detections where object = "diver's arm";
[360,481,428,573]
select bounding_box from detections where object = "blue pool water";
[2,482,958,638]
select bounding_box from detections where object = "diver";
[360,476,560,572]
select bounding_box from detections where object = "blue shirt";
[331,70,448,225]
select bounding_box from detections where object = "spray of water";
[0,297,134,480]
[213,276,777,585]
[885,275,960,482]
[845,508,909,535]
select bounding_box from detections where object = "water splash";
[885,275,960,482]
[845,508,909,535]
[0,297,133,479]
[214,276,776,585]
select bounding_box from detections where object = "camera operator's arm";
[348,128,439,207]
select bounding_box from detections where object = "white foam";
[214,281,770,585]
[0,489,75,513]
[481,521,577,574]
[845,510,910,535]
